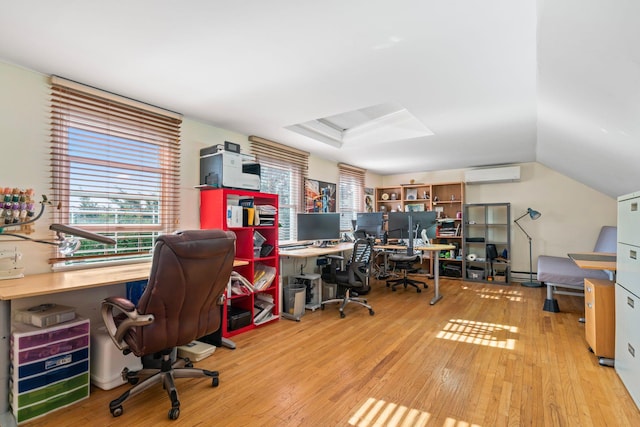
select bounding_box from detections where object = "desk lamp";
[514,207,542,287]
[0,196,116,255]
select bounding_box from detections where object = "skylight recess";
[286,102,433,148]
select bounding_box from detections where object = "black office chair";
[321,238,375,318]
[101,229,236,420]
[386,249,427,293]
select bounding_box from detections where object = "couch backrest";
[594,226,617,253]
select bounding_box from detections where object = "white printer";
[199,142,261,190]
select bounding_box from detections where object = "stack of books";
[229,271,254,296]
[255,204,277,226]
[438,220,460,236]
[253,293,275,325]
[253,263,276,290]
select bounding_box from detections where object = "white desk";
[376,243,455,305]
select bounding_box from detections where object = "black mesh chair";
[386,250,427,293]
[101,229,236,420]
[321,238,375,318]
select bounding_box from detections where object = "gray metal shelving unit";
[462,203,511,284]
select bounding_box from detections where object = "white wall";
[0,60,617,280]
[381,162,617,273]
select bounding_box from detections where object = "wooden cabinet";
[432,183,464,278]
[200,188,279,338]
[375,182,465,278]
[616,191,640,407]
[584,278,615,361]
[462,203,511,284]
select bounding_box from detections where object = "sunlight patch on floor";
[461,285,523,302]
[436,319,518,349]
[349,397,431,426]
[349,398,481,427]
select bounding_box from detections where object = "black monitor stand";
[407,215,414,256]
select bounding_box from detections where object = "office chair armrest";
[104,296,136,312]
[326,254,344,262]
[101,297,155,351]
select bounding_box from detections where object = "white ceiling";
[0,1,638,198]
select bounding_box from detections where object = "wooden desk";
[0,260,246,425]
[278,242,354,258]
[375,243,455,305]
[568,252,617,271]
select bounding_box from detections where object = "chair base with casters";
[386,254,428,293]
[109,348,219,420]
[321,287,375,318]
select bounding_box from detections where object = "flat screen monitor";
[387,211,438,241]
[297,213,341,246]
[355,212,383,238]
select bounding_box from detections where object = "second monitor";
[297,213,341,247]
[387,211,438,243]
[355,212,384,238]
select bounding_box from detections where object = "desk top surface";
[568,252,616,270]
[0,259,248,301]
[375,243,455,251]
[279,242,354,258]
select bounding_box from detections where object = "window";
[50,76,181,266]
[249,136,308,241]
[338,163,366,230]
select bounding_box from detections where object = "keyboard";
[280,242,313,251]
[280,246,309,251]
[398,239,428,247]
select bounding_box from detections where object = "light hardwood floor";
[25,277,640,426]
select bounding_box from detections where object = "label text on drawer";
[45,354,72,370]
[628,296,635,308]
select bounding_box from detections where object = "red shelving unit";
[200,188,279,338]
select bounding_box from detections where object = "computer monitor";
[387,211,438,242]
[355,212,383,238]
[297,213,341,246]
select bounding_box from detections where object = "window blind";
[50,76,182,266]
[249,136,309,241]
[338,163,366,230]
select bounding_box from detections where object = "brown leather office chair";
[101,229,236,420]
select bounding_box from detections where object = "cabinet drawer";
[617,243,640,292]
[618,194,640,246]
[584,279,615,358]
[615,284,640,407]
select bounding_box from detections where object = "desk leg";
[430,255,443,305]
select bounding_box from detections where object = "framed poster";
[364,187,374,213]
[305,178,336,212]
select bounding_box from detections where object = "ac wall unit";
[464,166,521,184]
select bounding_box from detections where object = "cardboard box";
[177,340,216,362]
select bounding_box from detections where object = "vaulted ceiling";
[0,1,637,197]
